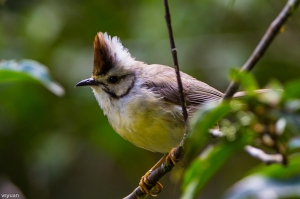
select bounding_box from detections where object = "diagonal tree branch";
[223,0,300,100]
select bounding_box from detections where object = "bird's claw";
[139,170,163,197]
[138,148,180,197]
[166,147,179,166]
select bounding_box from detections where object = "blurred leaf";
[224,175,300,199]
[0,59,65,96]
[284,113,300,134]
[182,137,249,199]
[229,68,259,92]
[274,118,286,136]
[288,137,300,152]
[224,155,300,199]
[285,79,300,99]
[257,81,283,107]
[283,99,300,134]
[285,99,300,112]
[185,102,231,161]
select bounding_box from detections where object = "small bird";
[76,32,271,195]
[76,32,225,154]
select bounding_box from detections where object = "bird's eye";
[108,76,119,84]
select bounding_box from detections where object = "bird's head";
[75,32,137,99]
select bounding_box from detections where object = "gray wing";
[141,65,224,113]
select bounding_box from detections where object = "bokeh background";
[0,0,300,198]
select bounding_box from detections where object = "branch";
[223,0,300,100]
[164,0,189,140]
[123,147,182,199]
[245,145,284,164]
[124,0,187,198]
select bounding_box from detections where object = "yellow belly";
[108,95,184,153]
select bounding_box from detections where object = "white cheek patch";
[92,87,111,115]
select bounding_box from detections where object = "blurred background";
[0,0,300,198]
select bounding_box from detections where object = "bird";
[75,32,257,195]
[76,32,225,153]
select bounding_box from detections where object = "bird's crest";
[93,32,134,76]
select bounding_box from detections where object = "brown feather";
[93,32,114,76]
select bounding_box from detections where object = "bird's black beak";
[75,78,98,87]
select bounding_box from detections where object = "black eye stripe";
[101,74,135,99]
[103,87,118,98]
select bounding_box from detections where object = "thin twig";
[164,0,189,140]
[245,145,284,164]
[124,1,187,198]
[223,0,300,100]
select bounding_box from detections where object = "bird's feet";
[138,148,180,197]
[166,147,180,166]
[139,170,163,197]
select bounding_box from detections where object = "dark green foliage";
[182,71,300,199]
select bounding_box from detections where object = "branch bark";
[223,0,300,100]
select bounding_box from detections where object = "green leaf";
[285,79,300,99]
[229,68,258,92]
[252,154,300,179]
[182,138,248,199]
[0,59,65,96]
[224,155,300,199]
[185,102,231,161]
